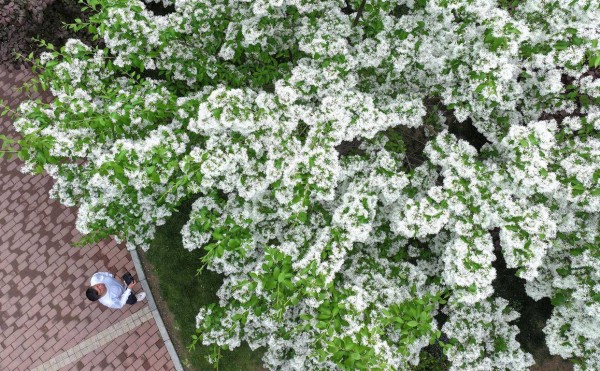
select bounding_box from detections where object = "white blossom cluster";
[442,298,534,370]
[13,0,600,369]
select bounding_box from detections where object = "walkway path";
[0,67,181,370]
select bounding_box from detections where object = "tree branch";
[342,0,354,15]
[353,0,367,27]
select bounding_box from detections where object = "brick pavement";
[0,66,176,370]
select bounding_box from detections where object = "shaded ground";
[491,231,573,371]
[0,0,94,68]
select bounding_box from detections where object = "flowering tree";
[4,0,600,369]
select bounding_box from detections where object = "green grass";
[144,199,264,371]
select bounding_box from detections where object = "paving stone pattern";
[0,67,175,370]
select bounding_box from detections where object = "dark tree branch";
[342,0,354,15]
[353,0,367,27]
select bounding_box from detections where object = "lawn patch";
[143,199,264,370]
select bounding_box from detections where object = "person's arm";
[115,281,136,308]
[115,289,132,308]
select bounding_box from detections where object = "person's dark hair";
[86,287,100,301]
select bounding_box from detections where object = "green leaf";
[494,337,508,352]
[556,267,570,277]
[554,40,570,50]
[590,54,600,68]
[298,211,307,223]
[504,224,520,232]
[551,292,569,306]
[212,107,223,119]
[291,194,302,204]
[316,321,328,329]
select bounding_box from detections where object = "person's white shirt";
[90,272,131,309]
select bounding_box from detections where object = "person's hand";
[127,280,136,289]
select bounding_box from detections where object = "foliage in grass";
[145,199,263,371]
[412,350,449,371]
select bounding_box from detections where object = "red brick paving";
[0,67,175,370]
[73,320,173,371]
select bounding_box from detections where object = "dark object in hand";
[122,272,135,286]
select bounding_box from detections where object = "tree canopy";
[5,0,600,369]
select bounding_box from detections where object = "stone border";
[129,247,185,371]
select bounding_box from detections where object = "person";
[86,271,146,309]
